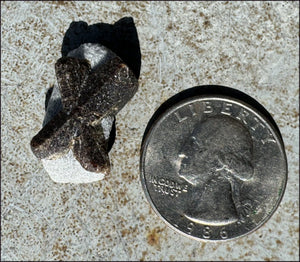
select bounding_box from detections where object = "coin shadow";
[142,85,283,145]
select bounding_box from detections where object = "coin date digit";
[202,226,211,239]
[220,228,228,239]
[187,222,194,235]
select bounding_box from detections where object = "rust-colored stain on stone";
[147,229,159,247]
[49,1,75,7]
[264,256,280,261]
[276,239,283,245]
[203,20,211,28]
[246,239,254,246]
[147,227,163,247]
[140,251,148,261]
[40,225,47,238]
[121,229,130,237]
[52,241,68,260]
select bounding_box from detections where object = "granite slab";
[1,1,299,261]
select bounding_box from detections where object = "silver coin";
[140,93,287,241]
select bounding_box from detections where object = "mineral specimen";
[31,42,138,183]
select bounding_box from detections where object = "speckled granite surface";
[1,1,299,261]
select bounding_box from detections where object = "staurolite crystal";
[31,43,138,181]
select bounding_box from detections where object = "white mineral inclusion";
[42,150,105,183]
[67,43,117,70]
[42,43,115,183]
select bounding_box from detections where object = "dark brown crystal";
[31,54,138,173]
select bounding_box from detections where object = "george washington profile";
[177,115,254,225]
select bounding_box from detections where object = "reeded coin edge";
[140,94,288,241]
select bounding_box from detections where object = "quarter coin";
[140,87,287,241]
